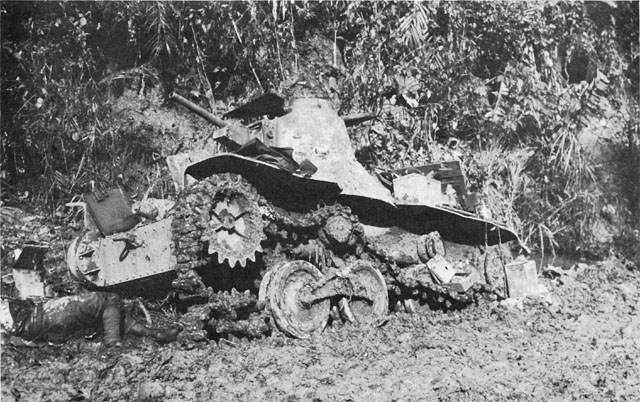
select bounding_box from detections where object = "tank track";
[262,203,365,259]
[396,276,493,306]
[171,174,496,335]
[205,204,366,339]
[204,289,272,339]
[171,173,364,273]
[262,203,358,233]
[387,264,498,312]
[171,178,219,274]
[170,174,366,338]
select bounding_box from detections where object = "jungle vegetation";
[1,1,638,260]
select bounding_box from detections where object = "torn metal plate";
[70,219,176,288]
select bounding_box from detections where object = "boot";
[127,320,183,345]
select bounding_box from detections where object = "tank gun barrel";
[169,92,228,128]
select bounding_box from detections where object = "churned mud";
[1,209,639,402]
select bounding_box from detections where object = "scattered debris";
[504,258,540,298]
[428,255,456,284]
[444,270,482,293]
[10,244,52,299]
[542,264,564,279]
[132,198,176,221]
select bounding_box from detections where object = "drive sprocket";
[171,174,267,271]
[206,181,266,268]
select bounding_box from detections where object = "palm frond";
[144,2,177,62]
[399,3,434,49]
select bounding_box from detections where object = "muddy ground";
[1,207,639,402]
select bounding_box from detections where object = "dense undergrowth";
[1,1,638,261]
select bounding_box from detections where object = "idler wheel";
[340,261,388,324]
[267,261,330,339]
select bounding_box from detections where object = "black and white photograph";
[1,1,639,401]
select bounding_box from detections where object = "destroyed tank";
[66,92,522,339]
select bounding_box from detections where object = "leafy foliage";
[334,1,638,255]
[1,1,638,256]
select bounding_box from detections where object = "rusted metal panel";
[505,259,539,298]
[427,255,456,283]
[364,201,522,247]
[185,153,342,210]
[444,270,482,293]
[74,219,176,287]
[393,173,443,206]
[84,188,140,236]
[273,98,396,206]
[393,161,468,201]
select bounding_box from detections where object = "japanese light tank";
[67,92,523,339]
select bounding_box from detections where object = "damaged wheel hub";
[215,208,237,231]
[203,187,266,268]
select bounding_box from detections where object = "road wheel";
[340,261,388,324]
[268,260,330,338]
